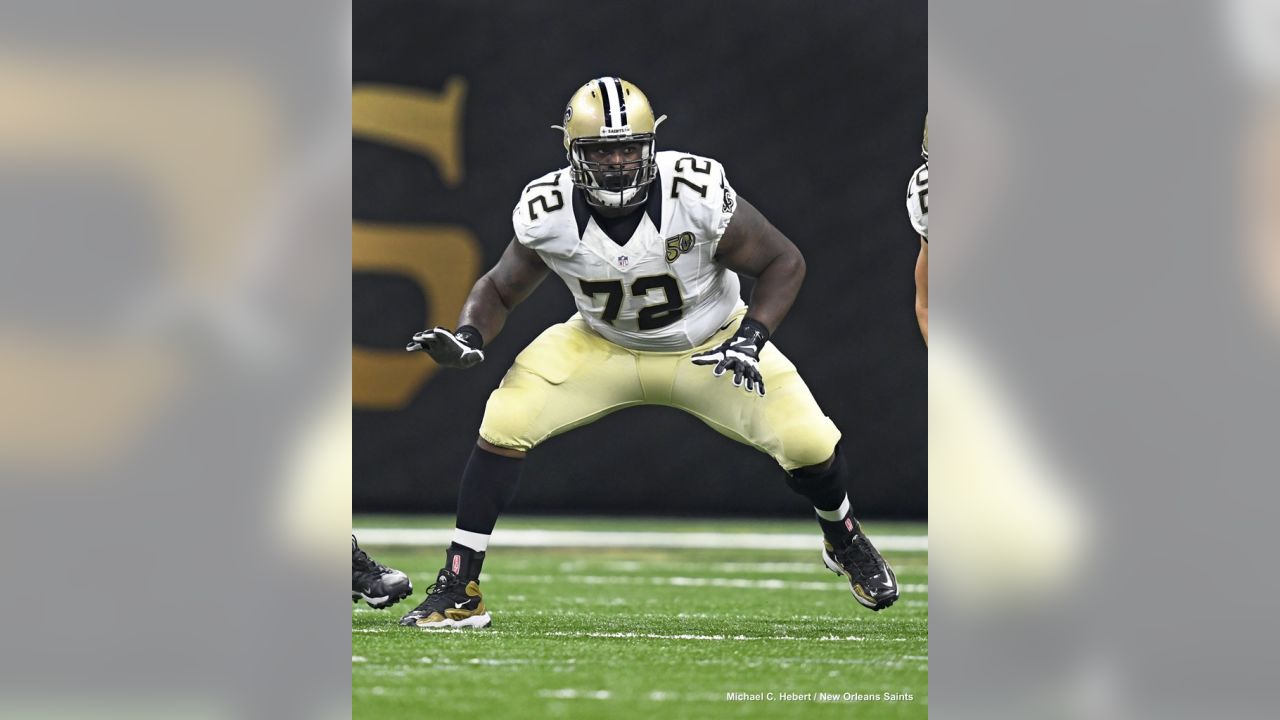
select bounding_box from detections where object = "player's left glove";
[406,326,485,368]
[691,318,769,396]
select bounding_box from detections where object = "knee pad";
[772,416,842,471]
[477,386,539,453]
[784,445,844,495]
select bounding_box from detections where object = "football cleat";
[398,568,491,629]
[352,535,413,609]
[822,525,899,611]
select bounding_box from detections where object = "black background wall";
[354,0,928,518]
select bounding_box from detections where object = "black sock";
[445,543,485,582]
[449,445,523,581]
[455,444,523,534]
[785,447,857,548]
[815,513,859,549]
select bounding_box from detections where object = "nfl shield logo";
[617,255,630,268]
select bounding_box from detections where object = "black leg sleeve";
[454,444,523,535]
[784,447,848,511]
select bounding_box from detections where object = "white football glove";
[406,326,485,368]
[691,318,769,397]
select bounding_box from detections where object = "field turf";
[353,516,927,719]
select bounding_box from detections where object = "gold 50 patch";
[664,232,695,263]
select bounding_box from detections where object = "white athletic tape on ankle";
[815,496,851,522]
[453,528,491,552]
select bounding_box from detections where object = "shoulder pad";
[513,168,575,252]
[658,150,737,244]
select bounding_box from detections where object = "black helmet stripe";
[598,76,625,129]
[613,77,628,127]
[596,77,614,128]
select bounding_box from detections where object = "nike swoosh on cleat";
[454,601,471,609]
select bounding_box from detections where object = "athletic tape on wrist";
[737,317,771,349]
[455,325,484,350]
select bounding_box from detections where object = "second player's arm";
[713,196,806,334]
[456,237,549,345]
[915,238,928,345]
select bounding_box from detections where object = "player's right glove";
[406,326,485,368]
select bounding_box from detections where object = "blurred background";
[0,2,353,718]
[352,0,929,519]
[932,1,1280,717]
[8,0,1276,716]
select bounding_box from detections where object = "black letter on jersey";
[525,173,565,220]
[671,157,710,199]
[913,165,929,213]
[527,191,565,220]
[580,279,624,325]
[631,274,684,330]
[671,176,708,199]
[674,157,712,174]
[578,275,685,330]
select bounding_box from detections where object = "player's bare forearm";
[455,275,512,343]
[914,239,928,345]
[745,248,805,333]
[714,196,805,334]
[456,238,548,345]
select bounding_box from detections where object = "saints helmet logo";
[664,232,695,263]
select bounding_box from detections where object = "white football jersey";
[906,162,929,239]
[512,150,744,351]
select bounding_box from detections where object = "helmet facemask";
[553,77,666,209]
[568,134,658,209]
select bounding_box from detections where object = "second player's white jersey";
[906,162,929,239]
[512,150,743,351]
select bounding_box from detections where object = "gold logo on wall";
[352,76,480,409]
[352,76,466,187]
[0,57,274,470]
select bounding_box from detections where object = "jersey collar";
[572,169,663,240]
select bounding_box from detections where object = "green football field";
[353,516,928,719]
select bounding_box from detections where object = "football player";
[400,77,899,629]
[907,115,929,344]
[352,535,413,609]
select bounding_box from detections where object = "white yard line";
[488,573,928,594]
[643,690,725,702]
[533,631,886,642]
[556,560,929,575]
[537,689,612,700]
[356,528,927,552]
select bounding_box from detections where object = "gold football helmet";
[551,77,667,208]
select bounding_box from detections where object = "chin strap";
[587,185,647,209]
